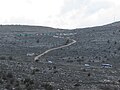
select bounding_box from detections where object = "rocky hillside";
[0,22,120,90]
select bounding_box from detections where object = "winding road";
[34,37,76,61]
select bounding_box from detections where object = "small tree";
[36,39,39,43]
[65,39,69,45]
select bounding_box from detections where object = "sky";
[0,0,120,29]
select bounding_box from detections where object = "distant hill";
[0,25,64,33]
[74,21,120,31]
[0,21,120,32]
[103,21,120,27]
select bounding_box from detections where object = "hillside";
[0,22,120,90]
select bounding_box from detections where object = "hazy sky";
[0,0,120,29]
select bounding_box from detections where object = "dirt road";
[34,38,76,61]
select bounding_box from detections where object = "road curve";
[34,38,76,61]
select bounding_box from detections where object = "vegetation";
[41,83,53,90]
[0,22,120,89]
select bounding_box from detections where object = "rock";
[74,83,80,87]
[85,64,90,67]
[48,61,52,63]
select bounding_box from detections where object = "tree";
[65,39,69,45]
[36,39,39,43]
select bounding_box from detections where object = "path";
[34,37,76,61]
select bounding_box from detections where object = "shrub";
[114,41,117,44]
[65,39,69,45]
[87,73,91,77]
[0,56,6,60]
[74,83,80,87]
[41,83,53,90]
[36,39,39,43]
[23,78,33,84]
[8,56,13,60]
[99,86,118,90]
[107,40,110,43]
[6,72,13,78]
[118,47,120,50]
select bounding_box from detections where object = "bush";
[107,40,110,43]
[0,56,6,60]
[65,39,70,45]
[99,86,118,90]
[6,72,13,78]
[8,56,13,60]
[114,41,117,44]
[23,78,34,85]
[118,47,120,50]
[41,83,53,90]
[36,39,39,43]
[87,73,91,77]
